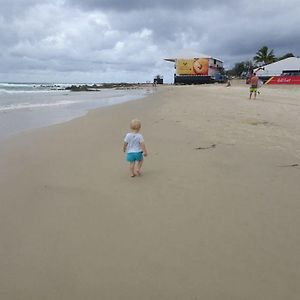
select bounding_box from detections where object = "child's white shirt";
[124,132,144,153]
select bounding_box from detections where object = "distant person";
[249,73,259,99]
[123,119,148,177]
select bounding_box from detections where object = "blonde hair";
[130,119,141,131]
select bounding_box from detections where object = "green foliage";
[226,47,296,76]
[277,53,294,61]
[253,46,276,65]
[227,60,254,77]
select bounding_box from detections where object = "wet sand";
[0,82,299,300]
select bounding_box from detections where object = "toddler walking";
[123,119,148,177]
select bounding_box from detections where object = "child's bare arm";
[123,142,128,153]
[141,142,148,156]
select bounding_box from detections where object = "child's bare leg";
[135,159,143,175]
[129,162,135,177]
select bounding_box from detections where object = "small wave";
[0,88,69,94]
[0,100,78,112]
[0,83,37,87]
[0,82,74,93]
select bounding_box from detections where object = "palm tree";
[254,46,276,65]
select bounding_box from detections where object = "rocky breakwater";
[66,83,147,91]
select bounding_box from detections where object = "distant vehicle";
[153,75,163,84]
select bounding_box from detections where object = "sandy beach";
[0,82,299,299]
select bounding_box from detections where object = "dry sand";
[0,82,299,300]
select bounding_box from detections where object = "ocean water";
[0,83,153,141]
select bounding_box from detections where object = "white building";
[255,57,300,77]
[164,55,224,84]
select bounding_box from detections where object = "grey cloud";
[1,0,51,19]
[66,0,236,11]
[1,0,300,82]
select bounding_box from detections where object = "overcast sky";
[1,0,300,83]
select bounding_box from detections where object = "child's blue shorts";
[127,152,143,162]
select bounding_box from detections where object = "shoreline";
[0,86,155,142]
[0,84,299,300]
